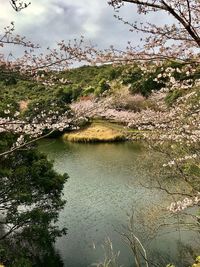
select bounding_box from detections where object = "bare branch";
[10,0,31,12]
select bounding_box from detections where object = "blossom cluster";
[0,105,86,155]
[71,86,200,145]
[163,154,198,168]
[168,193,200,213]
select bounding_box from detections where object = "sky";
[0,0,146,53]
[0,0,171,57]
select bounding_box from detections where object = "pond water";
[38,139,197,267]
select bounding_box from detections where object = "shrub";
[82,86,95,96]
[55,85,83,103]
[123,65,166,96]
[95,79,110,96]
[0,98,19,117]
[4,76,17,86]
[122,66,142,85]
[130,74,165,96]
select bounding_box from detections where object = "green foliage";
[23,94,71,123]
[10,257,32,267]
[1,61,200,117]
[3,76,17,86]
[58,65,123,87]
[0,133,68,266]
[0,66,19,85]
[165,89,183,106]
[2,61,195,108]
[107,68,122,80]
[82,86,95,96]
[95,79,110,96]
[0,97,19,117]
[133,75,164,96]
[184,163,200,176]
[1,80,50,103]
[55,85,79,103]
[0,65,124,110]
[122,65,165,96]
[167,61,200,82]
[121,66,143,85]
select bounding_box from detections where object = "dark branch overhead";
[109,0,200,48]
[10,0,31,11]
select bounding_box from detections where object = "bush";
[55,85,83,103]
[4,76,17,86]
[123,65,166,96]
[122,66,142,85]
[108,68,122,80]
[82,86,95,96]
[95,79,110,96]
[55,87,73,103]
[0,98,19,117]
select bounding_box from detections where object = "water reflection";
[35,247,64,267]
[38,139,198,267]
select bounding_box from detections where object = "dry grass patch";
[19,100,29,112]
[63,123,126,143]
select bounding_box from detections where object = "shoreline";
[62,120,143,143]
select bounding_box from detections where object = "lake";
[38,139,198,267]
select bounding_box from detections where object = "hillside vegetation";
[1,61,200,119]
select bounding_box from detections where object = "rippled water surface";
[38,139,197,267]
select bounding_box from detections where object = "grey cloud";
[0,0,174,57]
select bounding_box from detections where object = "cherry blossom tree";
[109,0,200,61]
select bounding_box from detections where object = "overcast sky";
[0,0,171,56]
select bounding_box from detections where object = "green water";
[38,139,198,267]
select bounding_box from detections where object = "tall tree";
[0,132,68,266]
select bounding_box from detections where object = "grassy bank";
[63,122,126,143]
